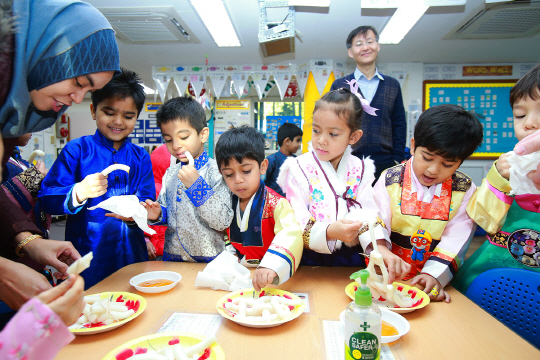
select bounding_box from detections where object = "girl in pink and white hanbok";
[278,83,407,274]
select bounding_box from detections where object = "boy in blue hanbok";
[39,70,155,288]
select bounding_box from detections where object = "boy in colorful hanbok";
[453,64,540,293]
[215,125,303,292]
[374,104,483,302]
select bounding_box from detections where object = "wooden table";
[55,262,539,360]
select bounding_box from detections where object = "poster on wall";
[423,80,517,157]
[126,120,145,144]
[265,116,302,150]
[214,100,251,145]
[19,127,57,169]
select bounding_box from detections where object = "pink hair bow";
[344,79,379,116]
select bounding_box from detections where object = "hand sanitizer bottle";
[344,269,382,360]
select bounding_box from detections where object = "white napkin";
[507,151,540,195]
[345,208,378,224]
[194,251,253,291]
[88,195,157,235]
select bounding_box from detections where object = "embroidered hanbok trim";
[185,176,214,207]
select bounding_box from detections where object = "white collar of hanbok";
[409,156,442,203]
[236,194,256,232]
[311,146,352,195]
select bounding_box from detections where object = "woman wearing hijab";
[0,0,121,322]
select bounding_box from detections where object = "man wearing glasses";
[331,26,406,181]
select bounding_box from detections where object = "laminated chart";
[423,80,517,158]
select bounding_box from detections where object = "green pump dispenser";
[355,269,372,306]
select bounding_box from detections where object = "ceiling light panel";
[379,0,429,44]
[190,0,241,47]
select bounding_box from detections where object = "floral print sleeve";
[0,298,74,360]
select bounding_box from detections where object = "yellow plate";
[69,292,146,335]
[102,332,225,360]
[216,287,306,328]
[345,282,430,313]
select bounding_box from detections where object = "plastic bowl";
[129,271,182,294]
[340,308,410,343]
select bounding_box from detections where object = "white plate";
[129,271,182,293]
[339,308,410,343]
[69,292,146,335]
[216,288,305,328]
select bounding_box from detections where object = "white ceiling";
[85,0,540,88]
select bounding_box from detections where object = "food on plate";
[115,336,217,360]
[102,164,130,176]
[220,294,303,323]
[72,294,140,329]
[351,220,416,308]
[138,279,175,288]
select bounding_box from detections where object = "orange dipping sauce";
[138,279,174,287]
[382,321,399,336]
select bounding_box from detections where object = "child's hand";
[140,199,162,221]
[377,244,411,283]
[327,219,362,243]
[495,152,512,180]
[105,200,161,222]
[35,160,48,176]
[177,165,200,189]
[76,173,108,202]
[253,267,277,292]
[36,274,85,326]
[146,241,156,260]
[411,274,451,303]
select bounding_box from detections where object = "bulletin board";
[126,120,145,144]
[423,80,517,159]
[213,100,252,145]
[265,116,302,150]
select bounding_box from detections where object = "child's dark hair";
[414,104,483,161]
[346,25,379,49]
[314,88,363,132]
[215,125,265,169]
[91,68,145,116]
[510,63,540,107]
[156,95,207,133]
[277,123,303,147]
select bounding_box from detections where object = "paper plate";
[216,288,306,328]
[102,332,225,360]
[339,308,410,343]
[69,292,146,335]
[345,282,430,313]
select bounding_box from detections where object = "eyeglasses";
[353,40,376,48]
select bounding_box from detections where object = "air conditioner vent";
[473,8,540,35]
[98,7,200,44]
[444,2,540,40]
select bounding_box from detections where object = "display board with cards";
[126,120,145,145]
[265,116,302,150]
[423,80,517,158]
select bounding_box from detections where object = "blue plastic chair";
[464,268,540,349]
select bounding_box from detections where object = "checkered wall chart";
[126,120,145,144]
[423,80,517,157]
[265,116,302,149]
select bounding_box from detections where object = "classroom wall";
[66,99,96,141]
[64,61,538,185]
[66,95,157,143]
